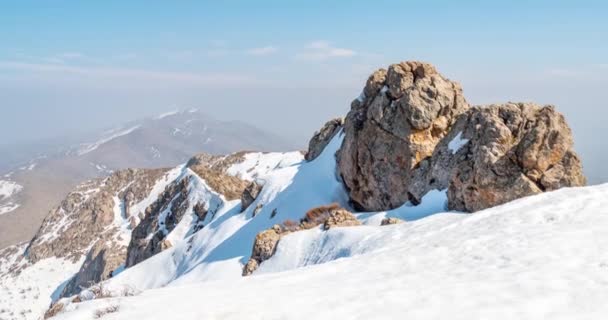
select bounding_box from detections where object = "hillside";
[0,109,295,249]
[0,61,594,320]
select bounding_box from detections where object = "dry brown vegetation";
[188,165,249,200]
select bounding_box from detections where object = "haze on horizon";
[0,0,607,183]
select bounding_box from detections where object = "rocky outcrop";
[305,118,344,161]
[187,154,249,200]
[337,61,585,213]
[338,61,469,211]
[380,217,404,226]
[60,240,126,298]
[243,204,360,276]
[126,176,192,267]
[442,103,586,212]
[241,181,262,212]
[26,168,168,263]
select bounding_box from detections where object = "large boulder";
[338,61,469,211]
[305,118,344,161]
[444,103,586,212]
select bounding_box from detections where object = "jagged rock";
[126,177,191,267]
[188,163,249,200]
[380,217,403,226]
[193,202,208,221]
[252,203,263,217]
[60,240,125,298]
[323,208,361,230]
[26,168,167,263]
[242,228,281,276]
[338,61,469,211]
[44,302,64,319]
[444,103,586,212]
[242,258,259,276]
[305,118,344,161]
[243,204,361,276]
[241,181,262,212]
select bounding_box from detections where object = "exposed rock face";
[187,154,249,200]
[305,118,344,161]
[338,61,469,211]
[60,240,126,298]
[26,168,168,263]
[322,208,361,230]
[126,176,192,267]
[243,204,361,276]
[241,181,262,212]
[380,217,404,226]
[444,103,586,212]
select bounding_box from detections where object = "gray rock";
[305,118,344,161]
[241,181,263,212]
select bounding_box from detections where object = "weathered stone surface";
[26,168,168,263]
[323,208,361,230]
[242,228,281,276]
[188,165,249,201]
[338,61,469,211]
[305,118,344,161]
[380,217,404,226]
[243,204,361,276]
[126,176,191,267]
[60,240,126,298]
[444,103,586,212]
[241,181,262,212]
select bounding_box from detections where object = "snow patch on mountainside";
[226,151,303,181]
[0,180,23,215]
[53,183,608,320]
[77,125,141,156]
[0,245,82,320]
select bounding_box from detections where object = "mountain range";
[0,61,603,320]
[0,109,296,249]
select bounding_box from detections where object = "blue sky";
[0,0,607,181]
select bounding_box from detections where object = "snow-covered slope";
[0,108,297,250]
[53,182,608,320]
[2,128,606,320]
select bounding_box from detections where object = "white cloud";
[247,46,278,56]
[296,41,356,61]
[0,61,258,87]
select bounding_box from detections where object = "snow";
[77,125,141,156]
[448,131,469,154]
[0,179,23,215]
[0,180,22,200]
[0,245,82,320]
[156,110,179,120]
[53,183,608,320]
[226,151,303,182]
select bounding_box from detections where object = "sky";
[0,0,607,181]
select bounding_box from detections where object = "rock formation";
[26,168,167,263]
[338,61,469,211]
[305,118,344,161]
[380,217,404,226]
[243,204,360,276]
[60,240,126,297]
[337,61,585,213]
[241,181,262,212]
[444,103,586,211]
